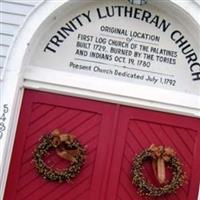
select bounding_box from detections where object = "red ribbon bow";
[51,129,81,163]
[149,144,175,184]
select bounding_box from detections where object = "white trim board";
[0,1,200,199]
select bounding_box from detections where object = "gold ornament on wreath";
[131,144,186,197]
[33,129,86,183]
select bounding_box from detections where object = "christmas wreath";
[131,144,186,197]
[33,129,86,183]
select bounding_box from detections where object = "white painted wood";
[128,0,147,5]
[1,1,35,15]
[24,66,200,116]
[0,45,9,55]
[3,0,40,6]
[0,23,20,35]
[0,34,13,46]
[1,12,26,25]
[195,0,200,6]
[0,56,6,68]
[171,0,200,20]
[0,1,200,200]
[0,0,39,77]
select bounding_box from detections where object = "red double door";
[4,90,200,200]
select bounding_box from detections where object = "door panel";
[106,107,200,200]
[4,90,117,200]
[4,90,200,200]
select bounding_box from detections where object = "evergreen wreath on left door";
[33,129,86,183]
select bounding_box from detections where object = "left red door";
[4,90,117,200]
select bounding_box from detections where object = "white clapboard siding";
[0,23,20,36]
[0,44,9,55]
[1,1,33,15]
[0,0,40,71]
[3,0,40,6]
[0,56,6,68]
[1,13,26,26]
[0,34,14,46]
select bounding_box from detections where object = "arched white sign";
[29,1,200,95]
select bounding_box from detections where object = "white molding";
[194,0,200,6]
[23,80,200,117]
[24,66,200,117]
[0,1,200,199]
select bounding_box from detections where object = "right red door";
[106,106,200,200]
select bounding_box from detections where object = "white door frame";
[0,1,200,199]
